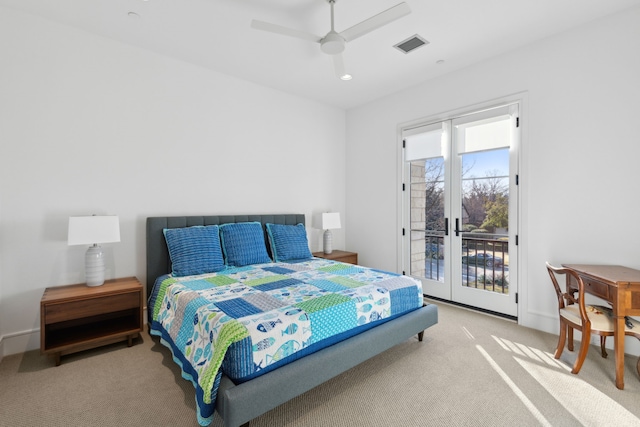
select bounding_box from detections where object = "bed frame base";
[215,303,438,427]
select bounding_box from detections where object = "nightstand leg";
[55,353,61,366]
[127,335,133,347]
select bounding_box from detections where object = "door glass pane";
[410,158,445,282]
[460,148,509,293]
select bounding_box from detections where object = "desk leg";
[614,315,625,390]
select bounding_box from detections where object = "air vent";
[393,34,429,54]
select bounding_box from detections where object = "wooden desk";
[562,264,640,389]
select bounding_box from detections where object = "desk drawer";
[583,279,609,300]
[45,292,140,324]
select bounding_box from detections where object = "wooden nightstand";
[312,250,358,264]
[40,277,143,366]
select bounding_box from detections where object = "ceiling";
[2,0,640,109]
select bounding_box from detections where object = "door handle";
[455,218,461,237]
[444,218,449,236]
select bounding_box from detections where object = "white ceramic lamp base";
[323,229,333,254]
[85,244,105,287]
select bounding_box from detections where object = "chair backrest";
[546,262,590,326]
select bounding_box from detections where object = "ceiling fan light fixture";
[340,73,352,81]
[321,31,345,55]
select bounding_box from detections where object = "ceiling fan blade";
[339,2,411,42]
[251,20,322,43]
[332,53,351,80]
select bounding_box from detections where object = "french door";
[402,104,519,317]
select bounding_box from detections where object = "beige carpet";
[2,301,640,427]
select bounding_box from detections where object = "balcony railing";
[424,235,509,294]
[462,236,509,293]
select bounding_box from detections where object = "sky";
[463,148,509,178]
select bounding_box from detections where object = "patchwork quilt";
[149,258,423,426]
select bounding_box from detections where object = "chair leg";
[568,327,574,352]
[600,336,608,358]
[572,329,591,374]
[554,321,567,359]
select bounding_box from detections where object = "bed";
[146,214,438,427]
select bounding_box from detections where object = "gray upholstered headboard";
[146,214,306,299]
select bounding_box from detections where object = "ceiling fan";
[251,0,411,80]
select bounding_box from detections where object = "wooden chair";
[546,262,640,375]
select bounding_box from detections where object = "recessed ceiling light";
[340,74,352,81]
[128,11,141,19]
[436,59,445,64]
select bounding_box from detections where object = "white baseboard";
[1,328,40,358]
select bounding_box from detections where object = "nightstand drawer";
[312,250,358,265]
[335,253,357,264]
[44,292,139,324]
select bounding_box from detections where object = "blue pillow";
[163,225,225,277]
[219,222,272,267]
[266,223,312,262]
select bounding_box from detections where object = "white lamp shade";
[321,212,341,230]
[68,216,121,246]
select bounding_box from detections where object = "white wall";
[0,8,346,356]
[346,7,640,338]
[3,5,639,360]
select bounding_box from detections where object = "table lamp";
[321,212,341,254]
[68,215,121,286]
